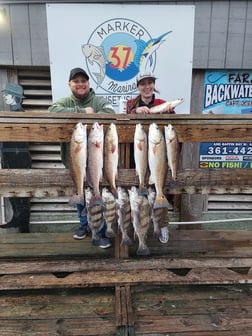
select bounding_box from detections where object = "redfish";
[104,123,118,197]
[149,98,184,113]
[87,122,104,206]
[69,122,87,206]
[148,123,169,209]
[164,124,179,181]
[134,123,148,195]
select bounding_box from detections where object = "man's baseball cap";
[69,68,89,81]
[136,71,157,85]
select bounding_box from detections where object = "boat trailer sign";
[200,142,252,169]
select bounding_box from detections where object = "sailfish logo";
[134,31,172,73]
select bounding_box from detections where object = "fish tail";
[154,195,169,209]
[136,244,150,256]
[121,235,133,246]
[89,195,104,207]
[105,229,115,238]
[138,185,149,196]
[68,194,84,206]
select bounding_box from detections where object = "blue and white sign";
[46,4,195,113]
[200,70,252,169]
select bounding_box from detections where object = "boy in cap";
[126,71,175,114]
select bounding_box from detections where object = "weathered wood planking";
[0,168,251,197]
[0,112,252,142]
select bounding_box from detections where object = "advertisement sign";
[46,4,195,113]
[200,70,252,169]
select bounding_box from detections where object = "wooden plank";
[0,113,252,142]
[0,168,252,197]
[0,230,251,269]
[0,256,251,275]
[0,267,250,290]
[133,284,252,334]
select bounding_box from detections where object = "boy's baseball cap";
[136,71,157,85]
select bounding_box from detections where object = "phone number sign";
[199,142,252,169]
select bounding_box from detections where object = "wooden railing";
[0,112,252,198]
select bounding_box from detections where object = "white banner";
[46,4,195,113]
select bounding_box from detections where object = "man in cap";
[48,67,115,248]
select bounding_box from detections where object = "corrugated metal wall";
[0,1,252,69]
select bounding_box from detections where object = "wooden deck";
[0,228,251,335]
[0,113,252,335]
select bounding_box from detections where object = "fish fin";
[81,207,87,216]
[137,142,143,151]
[111,144,117,154]
[95,141,102,148]
[154,195,169,209]
[68,194,84,206]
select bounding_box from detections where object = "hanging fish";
[116,187,132,246]
[149,98,184,113]
[102,187,116,238]
[69,122,87,206]
[148,123,169,209]
[87,122,104,206]
[128,186,151,256]
[148,187,169,240]
[104,123,119,197]
[85,187,104,242]
[164,124,180,181]
[134,123,148,195]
